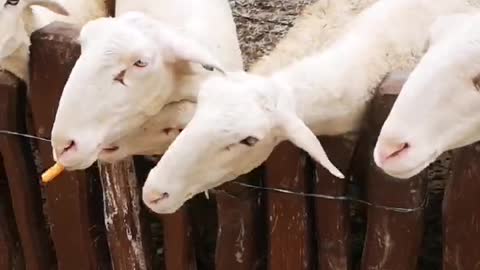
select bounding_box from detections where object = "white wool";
[50,1,243,170]
[375,11,480,179]
[0,0,107,81]
[141,0,477,214]
[105,0,379,161]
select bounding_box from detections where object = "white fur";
[99,0,378,162]
[142,0,475,214]
[374,12,480,179]
[0,0,107,81]
[50,2,243,170]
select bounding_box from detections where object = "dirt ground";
[228,0,450,269]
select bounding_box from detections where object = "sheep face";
[142,72,344,214]
[0,0,68,59]
[51,12,223,170]
[375,14,480,179]
[98,101,195,163]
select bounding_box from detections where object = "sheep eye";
[4,0,19,6]
[134,60,147,68]
[473,74,480,92]
[239,136,259,147]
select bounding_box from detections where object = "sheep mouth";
[101,146,120,153]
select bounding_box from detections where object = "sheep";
[93,0,380,163]
[141,0,476,214]
[0,0,107,81]
[98,100,196,163]
[50,1,244,170]
[374,12,480,179]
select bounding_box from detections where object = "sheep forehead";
[80,17,153,51]
[198,73,271,107]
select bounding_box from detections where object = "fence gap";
[265,142,314,270]
[29,22,111,270]
[355,72,427,270]
[0,70,54,270]
[442,142,480,270]
[214,168,266,270]
[313,135,356,270]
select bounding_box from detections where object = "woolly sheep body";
[101,0,380,162]
[141,0,477,214]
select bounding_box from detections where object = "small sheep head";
[374,13,480,179]
[0,0,68,59]
[98,100,196,163]
[142,72,344,214]
[51,11,224,170]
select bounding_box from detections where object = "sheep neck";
[271,34,389,136]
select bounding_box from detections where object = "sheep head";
[98,100,195,163]
[142,72,344,214]
[374,13,480,179]
[0,0,68,59]
[51,12,224,170]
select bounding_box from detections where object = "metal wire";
[0,129,429,213]
[0,130,50,142]
[234,182,428,213]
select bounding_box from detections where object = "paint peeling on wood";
[99,160,151,270]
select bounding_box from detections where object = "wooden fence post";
[162,208,197,270]
[0,175,23,270]
[265,142,314,270]
[0,71,54,270]
[356,72,427,270]
[443,142,480,270]
[215,169,266,270]
[29,22,110,270]
[99,161,152,270]
[313,136,356,270]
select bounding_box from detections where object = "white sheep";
[374,12,480,179]
[98,100,196,163]
[0,0,107,81]
[50,1,244,170]
[93,0,379,163]
[141,0,476,214]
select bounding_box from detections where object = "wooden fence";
[1,8,480,270]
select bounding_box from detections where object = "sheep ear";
[165,36,226,75]
[278,111,345,179]
[26,0,69,15]
[118,11,226,74]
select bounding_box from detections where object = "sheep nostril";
[62,140,76,154]
[149,192,169,204]
[387,142,409,159]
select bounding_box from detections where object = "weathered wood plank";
[0,71,53,270]
[215,168,266,270]
[104,0,115,17]
[313,136,355,270]
[358,72,427,270]
[162,208,197,270]
[0,158,24,270]
[29,22,110,270]
[99,160,152,270]
[443,142,480,270]
[265,142,314,270]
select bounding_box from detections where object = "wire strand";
[0,130,51,142]
[234,182,428,213]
